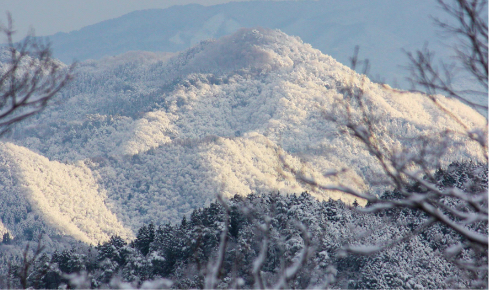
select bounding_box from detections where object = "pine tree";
[97,235,129,266]
[134,223,155,256]
[2,232,11,244]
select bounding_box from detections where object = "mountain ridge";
[0,28,485,244]
[40,0,447,89]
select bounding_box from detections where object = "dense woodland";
[0,2,487,288]
[4,28,483,242]
[1,161,486,289]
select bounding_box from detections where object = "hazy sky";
[0,0,251,41]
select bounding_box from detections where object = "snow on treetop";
[0,28,485,243]
[165,27,322,76]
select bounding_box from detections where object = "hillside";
[1,28,485,245]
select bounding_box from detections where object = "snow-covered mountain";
[44,0,448,89]
[1,28,485,245]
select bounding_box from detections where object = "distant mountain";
[1,28,484,245]
[43,0,448,89]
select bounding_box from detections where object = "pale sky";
[0,0,252,41]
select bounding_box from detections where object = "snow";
[1,28,485,243]
[346,244,381,254]
[444,243,464,258]
[0,220,8,237]
[0,142,133,244]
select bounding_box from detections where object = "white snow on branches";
[0,28,485,242]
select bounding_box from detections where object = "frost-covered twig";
[406,0,488,111]
[252,217,270,289]
[272,222,311,289]
[16,235,45,289]
[204,194,230,289]
[285,10,489,284]
[0,12,75,136]
[341,217,437,255]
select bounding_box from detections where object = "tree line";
[2,161,486,289]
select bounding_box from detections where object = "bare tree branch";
[406,0,488,111]
[0,12,75,136]
[204,194,230,289]
[284,2,488,282]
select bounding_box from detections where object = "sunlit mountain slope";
[2,28,485,243]
[0,143,133,244]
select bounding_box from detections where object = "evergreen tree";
[2,232,11,244]
[14,164,486,289]
[134,223,155,256]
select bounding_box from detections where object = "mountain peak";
[2,29,485,244]
[168,27,327,76]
